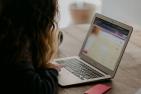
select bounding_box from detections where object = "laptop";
[54,13,133,86]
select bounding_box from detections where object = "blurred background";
[58,0,141,31]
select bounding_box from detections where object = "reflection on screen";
[82,18,129,70]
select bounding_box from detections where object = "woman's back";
[0,0,60,94]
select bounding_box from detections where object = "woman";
[0,0,61,94]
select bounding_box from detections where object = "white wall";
[58,0,102,28]
[101,0,141,31]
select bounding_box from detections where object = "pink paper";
[84,84,111,94]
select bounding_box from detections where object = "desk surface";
[58,25,141,94]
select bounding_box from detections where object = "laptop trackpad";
[58,68,82,86]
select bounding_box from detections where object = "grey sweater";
[1,60,59,94]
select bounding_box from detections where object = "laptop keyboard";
[56,59,104,80]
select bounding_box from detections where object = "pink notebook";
[84,84,112,94]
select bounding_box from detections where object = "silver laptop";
[54,13,133,86]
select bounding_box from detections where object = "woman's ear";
[58,31,63,46]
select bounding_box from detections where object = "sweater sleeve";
[11,61,59,94]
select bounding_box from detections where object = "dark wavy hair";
[0,0,58,68]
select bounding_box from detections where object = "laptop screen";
[81,17,129,70]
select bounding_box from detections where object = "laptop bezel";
[79,13,133,78]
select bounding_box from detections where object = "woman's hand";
[46,63,63,72]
